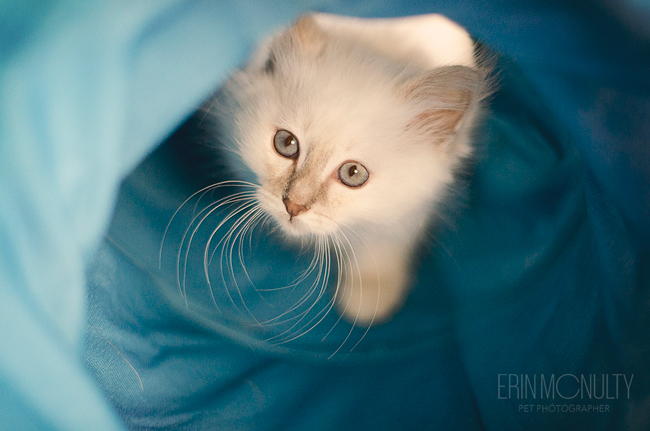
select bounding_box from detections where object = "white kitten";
[207,14,491,325]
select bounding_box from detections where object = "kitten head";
[215,15,488,241]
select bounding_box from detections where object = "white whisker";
[337,225,379,355]
[263,235,332,343]
[159,180,259,269]
[222,204,267,322]
[179,194,256,305]
[160,177,383,357]
[261,236,326,329]
[207,199,260,317]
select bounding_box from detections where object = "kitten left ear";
[401,66,484,144]
[290,15,326,55]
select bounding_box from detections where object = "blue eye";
[338,161,369,188]
[273,130,299,159]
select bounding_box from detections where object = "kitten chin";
[206,13,492,325]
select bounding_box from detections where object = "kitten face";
[215,16,484,241]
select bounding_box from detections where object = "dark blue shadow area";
[85,43,650,429]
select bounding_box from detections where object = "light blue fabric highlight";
[0,1,313,429]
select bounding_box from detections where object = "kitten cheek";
[302,212,339,234]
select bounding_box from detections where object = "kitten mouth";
[278,209,326,238]
[257,189,333,236]
[281,211,340,238]
[283,215,311,235]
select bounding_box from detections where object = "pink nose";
[283,197,308,219]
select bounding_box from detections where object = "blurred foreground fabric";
[1,1,649,430]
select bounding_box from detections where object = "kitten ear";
[401,66,484,144]
[290,15,326,55]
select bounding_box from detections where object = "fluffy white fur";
[210,13,490,324]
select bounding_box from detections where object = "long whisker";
[321,234,347,341]
[206,194,259,266]
[276,237,341,344]
[161,179,378,357]
[327,232,355,326]
[91,324,144,391]
[268,232,360,349]
[236,210,278,310]
[221,204,267,323]
[202,199,259,312]
[180,192,257,306]
[261,235,329,339]
[338,225,379,355]
[260,235,326,329]
[324,232,359,357]
[202,199,259,315]
[159,180,259,269]
[255,234,323,292]
[236,206,267,290]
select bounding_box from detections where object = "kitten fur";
[207,13,491,324]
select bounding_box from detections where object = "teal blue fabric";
[2,1,649,430]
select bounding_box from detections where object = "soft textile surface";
[1,1,649,430]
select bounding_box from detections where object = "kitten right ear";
[401,66,484,145]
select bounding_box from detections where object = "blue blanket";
[1,1,648,430]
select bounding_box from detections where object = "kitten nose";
[283,197,308,219]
